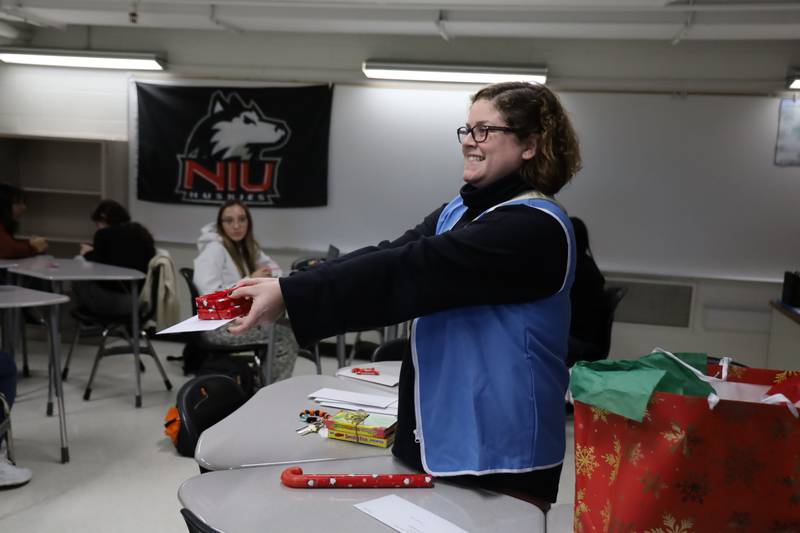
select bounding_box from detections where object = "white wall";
[1,26,796,363]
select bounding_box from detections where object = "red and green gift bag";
[571,350,800,532]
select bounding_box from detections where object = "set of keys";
[296,419,325,436]
[296,409,330,436]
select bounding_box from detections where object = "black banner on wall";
[136,83,332,207]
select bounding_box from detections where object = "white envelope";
[157,315,235,335]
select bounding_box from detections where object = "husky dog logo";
[177,91,291,205]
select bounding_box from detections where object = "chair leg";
[0,393,14,465]
[263,324,277,386]
[62,325,82,381]
[46,356,54,416]
[142,332,172,391]
[120,329,146,374]
[313,344,322,375]
[346,332,362,367]
[83,328,110,401]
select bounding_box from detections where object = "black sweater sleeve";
[281,204,568,347]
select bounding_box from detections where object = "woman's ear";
[521,134,538,161]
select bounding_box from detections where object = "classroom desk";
[0,285,71,462]
[179,455,546,533]
[195,374,397,471]
[766,300,800,371]
[8,257,148,406]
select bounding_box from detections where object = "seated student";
[73,200,156,316]
[0,351,31,488]
[567,216,607,366]
[0,183,47,259]
[193,200,297,382]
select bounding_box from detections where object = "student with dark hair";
[73,200,156,316]
[229,82,582,509]
[0,183,48,258]
[567,216,607,366]
[0,351,31,488]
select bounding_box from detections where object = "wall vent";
[610,280,693,328]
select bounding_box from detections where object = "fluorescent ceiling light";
[0,48,164,71]
[362,60,546,85]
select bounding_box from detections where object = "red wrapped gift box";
[574,365,800,532]
[195,290,252,320]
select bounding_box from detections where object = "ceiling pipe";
[209,4,245,33]
[671,0,695,46]
[123,1,800,13]
[434,10,450,42]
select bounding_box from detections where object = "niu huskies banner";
[136,83,332,207]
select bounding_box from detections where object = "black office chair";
[567,285,628,367]
[597,285,628,359]
[371,338,408,362]
[64,261,173,407]
[178,268,321,383]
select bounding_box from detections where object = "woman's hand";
[79,243,93,256]
[29,236,48,253]
[228,277,286,334]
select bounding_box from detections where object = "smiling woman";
[228,82,582,510]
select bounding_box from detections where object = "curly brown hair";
[472,82,581,195]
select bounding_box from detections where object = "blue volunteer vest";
[411,192,575,475]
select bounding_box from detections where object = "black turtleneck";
[280,172,568,347]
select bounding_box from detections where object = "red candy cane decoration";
[280,467,434,489]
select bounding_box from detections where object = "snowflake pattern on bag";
[574,365,800,532]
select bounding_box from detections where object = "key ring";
[300,409,330,423]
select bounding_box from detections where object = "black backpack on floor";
[164,374,247,458]
[195,355,257,397]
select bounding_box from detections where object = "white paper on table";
[157,315,234,335]
[308,388,396,408]
[354,495,468,533]
[318,400,398,416]
[336,367,400,387]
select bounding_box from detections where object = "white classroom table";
[179,455,546,533]
[0,285,71,462]
[194,374,398,471]
[8,257,149,407]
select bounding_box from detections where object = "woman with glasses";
[193,200,282,294]
[229,82,581,509]
[192,200,297,382]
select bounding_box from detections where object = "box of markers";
[323,411,397,439]
[326,428,395,448]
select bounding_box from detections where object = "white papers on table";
[157,315,234,335]
[308,388,398,416]
[354,495,468,533]
[318,400,398,416]
[336,367,400,387]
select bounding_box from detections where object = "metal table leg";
[131,280,142,408]
[336,334,346,368]
[48,304,69,463]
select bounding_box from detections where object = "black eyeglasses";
[457,125,517,144]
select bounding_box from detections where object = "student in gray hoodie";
[193,200,297,382]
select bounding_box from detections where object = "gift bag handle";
[654,348,799,418]
[652,347,731,383]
